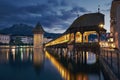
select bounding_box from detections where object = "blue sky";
[0,0,112,33]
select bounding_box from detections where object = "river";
[0,46,106,80]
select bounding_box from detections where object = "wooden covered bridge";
[45,12,106,53]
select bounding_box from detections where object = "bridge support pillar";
[81,51,83,63]
[73,32,76,54]
[81,32,84,43]
[84,51,87,64]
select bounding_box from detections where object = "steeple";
[33,22,44,34]
[98,5,100,13]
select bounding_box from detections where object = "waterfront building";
[12,36,33,44]
[0,34,10,44]
[33,23,44,48]
[20,36,33,44]
[110,0,120,49]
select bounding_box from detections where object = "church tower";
[33,23,44,49]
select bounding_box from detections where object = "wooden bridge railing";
[100,48,120,79]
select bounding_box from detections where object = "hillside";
[0,23,61,39]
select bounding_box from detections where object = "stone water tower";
[33,23,44,49]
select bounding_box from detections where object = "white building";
[0,34,10,44]
[13,36,33,44]
[110,0,120,49]
[21,36,33,44]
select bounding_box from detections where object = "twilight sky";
[0,0,112,33]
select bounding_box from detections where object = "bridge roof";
[70,13,104,28]
[65,13,105,33]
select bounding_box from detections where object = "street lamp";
[99,24,104,28]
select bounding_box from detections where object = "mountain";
[0,24,61,39]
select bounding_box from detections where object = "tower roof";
[33,22,44,34]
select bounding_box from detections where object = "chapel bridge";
[45,12,106,53]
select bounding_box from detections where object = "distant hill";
[0,23,61,39]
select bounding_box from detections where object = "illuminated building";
[0,34,10,44]
[12,36,33,44]
[33,23,44,48]
[110,0,120,49]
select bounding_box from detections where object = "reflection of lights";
[33,49,44,65]
[30,54,32,61]
[12,48,15,61]
[20,48,23,52]
[45,51,89,80]
[45,51,71,80]
[76,74,88,80]
[86,52,88,60]
[87,52,96,64]
[7,52,9,61]
[26,48,29,59]
[12,49,15,54]
[21,53,23,61]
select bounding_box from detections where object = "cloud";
[104,1,112,7]
[71,6,89,13]
[101,9,110,12]
[0,0,111,33]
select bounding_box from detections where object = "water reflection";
[8,47,33,63]
[45,51,104,80]
[0,48,9,63]
[0,46,44,69]
[0,46,105,80]
[33,48,44,74]
[87,52,96,64]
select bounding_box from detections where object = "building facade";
[33,23,44,48]
[12,36,33,44]
[110,0,120,49]
[21,36,33,44]
[0,34,10,44]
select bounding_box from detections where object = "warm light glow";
[99,41,109,47]
[99,24,104,28]
[45,34,70,47]
[110,38,113,42]
[111,43,115,48]
[45,51,72,80]
[100,41,116,48]
[76,32,82,43]
[45,51,89,80]
[12,48,16,61]
[33,49,44,65]
[45,31,97,47]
